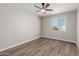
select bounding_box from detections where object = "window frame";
[51,16,66,31]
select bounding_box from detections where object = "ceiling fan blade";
[45,3,50,8]
[42,3,45,8]
[46,9,53,11]
[34,5,41,9]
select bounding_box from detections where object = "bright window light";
[52,16,66,31]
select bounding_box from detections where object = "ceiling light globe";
[41,9,46,12]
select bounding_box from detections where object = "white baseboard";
[76,41,79,48]
[0,36,77,52]
[42,36,77,43]
[0,36,40,52]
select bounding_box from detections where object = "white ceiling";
[0,3,79,16]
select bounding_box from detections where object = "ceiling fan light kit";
[41,9,46,12]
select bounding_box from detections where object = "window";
[52,16,66,31]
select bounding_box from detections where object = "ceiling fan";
[34,3,53,14]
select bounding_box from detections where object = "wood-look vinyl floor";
[0,37,78,56]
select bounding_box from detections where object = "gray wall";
[77,8,79,48]
[41,11,77,43]
[0,6,41,51]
